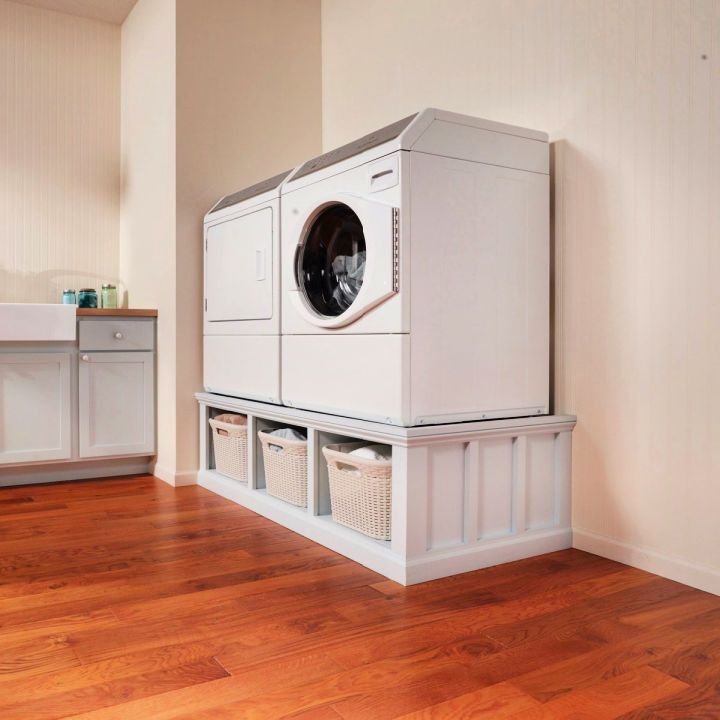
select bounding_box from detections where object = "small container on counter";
[77,288,98,309]
[101,284,118,309]
[62,289,76,305]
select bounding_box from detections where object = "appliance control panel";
[293,113,417,181]
[209,168,292,215]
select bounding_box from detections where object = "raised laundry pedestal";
[196,392,575,585]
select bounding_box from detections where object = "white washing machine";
[203,169,291,403]
[281,109,550,425]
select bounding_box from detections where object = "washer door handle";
[293,243,303,289]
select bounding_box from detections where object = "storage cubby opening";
[254,418,309,508]
[206,407,250,482]
[316,431,393,543]
[315,431,358,516]
[315,431,393,517]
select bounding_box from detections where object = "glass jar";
[101,284,118,309]
[62,289,76,305]
[77,288,98,309]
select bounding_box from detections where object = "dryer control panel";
[208,169,292,216]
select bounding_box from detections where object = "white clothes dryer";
[280,109,550,425]
[203,169,291,403]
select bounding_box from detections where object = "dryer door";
[205,207,273,322]
[293,194,398,328]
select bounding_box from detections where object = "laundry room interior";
[1,0,719,717]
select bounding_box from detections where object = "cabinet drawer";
[79,320,154,351]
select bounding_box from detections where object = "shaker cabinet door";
[78,352,155,458]
[0,353,72,464]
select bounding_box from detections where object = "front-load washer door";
[292,194,397,328]
[206,207,272,322]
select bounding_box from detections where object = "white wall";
[119,0,176,480]
[0,0,120,303]
[322,0,720,592]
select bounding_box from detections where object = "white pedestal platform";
[196,392,576,585]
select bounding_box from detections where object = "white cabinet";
[78,351,155,458]
[0,316,156,484]
[0,353,72,464]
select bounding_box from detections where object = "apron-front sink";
[0,303,76,341]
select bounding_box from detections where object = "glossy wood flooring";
[0,475,719,719]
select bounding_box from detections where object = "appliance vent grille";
[392,208,400,293]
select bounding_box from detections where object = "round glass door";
[297,203,366,317]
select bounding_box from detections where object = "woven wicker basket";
[259,430,308,507]
[209,415,248,482]
[323,442,392,541]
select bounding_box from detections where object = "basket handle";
[328,455,363,472]
[216,428,229,437]
[335,461,362,475]
[267,442,285,453]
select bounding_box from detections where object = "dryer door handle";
[255,248,266,281]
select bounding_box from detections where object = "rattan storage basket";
[323,442,392,541]
[258,430,308,507]
[209,415,248,482]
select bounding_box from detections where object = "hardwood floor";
[0,475,718,719]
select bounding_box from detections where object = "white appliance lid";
[293,113,418,181]
[208,168,292,215]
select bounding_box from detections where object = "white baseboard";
[153,465,198,487]
[0,458,151,487]
[573,528,720,597]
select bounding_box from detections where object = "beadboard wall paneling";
[0,0,120,303]
[321,0,720,580]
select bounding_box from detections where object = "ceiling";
[13,0,138,24]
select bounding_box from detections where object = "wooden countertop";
[76,308,158,317]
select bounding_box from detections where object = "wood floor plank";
[510,623,713,703]
[0,608,117,646]
[273,636,601,720]
[0,632,81,681]
[650,633,720,685]
[510,665,689,719]
[0,475,716,720]
[0,657,228,720]
[0,640,219,700]
[392,681,542,719]
[482,578,696,648]
[283,707,343,719]
[615,682,720,719]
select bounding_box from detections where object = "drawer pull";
[81,354,89,362]
[114,332,124,340]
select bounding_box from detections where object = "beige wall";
[0,0,120,303]
[174,0,322,478]
[119,0,176,479]
[322,0,720,590]
[120,0,322,483]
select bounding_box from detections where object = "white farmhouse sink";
[0,303,76,341]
